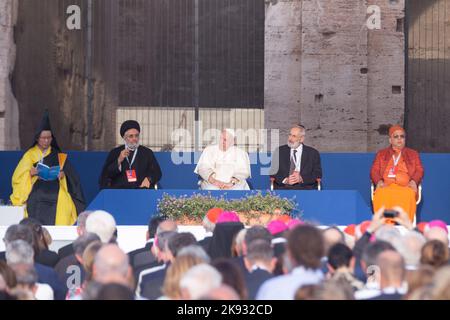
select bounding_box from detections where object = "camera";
[383,210,399,218]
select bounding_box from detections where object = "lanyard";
[126,146,138,170]
[392,152,401,167]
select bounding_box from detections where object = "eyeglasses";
[393,135,405,139]
[125,134,140,139]
[39,136,52,141]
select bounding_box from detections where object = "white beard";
[126,142,139,151]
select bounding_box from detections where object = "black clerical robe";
[99,145,162,189]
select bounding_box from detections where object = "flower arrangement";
[157,192,300,225]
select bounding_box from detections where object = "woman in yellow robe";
[10,111,85,225]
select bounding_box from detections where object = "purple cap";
[216,211,241,224]
[267,220,288,235]
[427,220,448,234]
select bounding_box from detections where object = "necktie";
[289,149,297,174]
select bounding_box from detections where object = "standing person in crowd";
[99,120,162,189]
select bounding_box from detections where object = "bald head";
[425,227,449,247]
[156,220,178,235]
[377,250,405,289]
[201,285,240,300]
[323,227,345,255]
[93,244,130,285]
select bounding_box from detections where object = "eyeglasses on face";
[393,135,405,139]
[125,134,140,139]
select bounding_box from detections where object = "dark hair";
[246,239,273,262]
[211,258,248,300]
[148,216,166,238]
[288,225,324,269]
[19,218,47,253]
[245,226,272,246]
[361,240,395,268]
[168,232,197,257]
[328,243,353,269]
[73,233,101,257]
[96,283,135,300]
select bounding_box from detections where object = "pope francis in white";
[194,129,251,190]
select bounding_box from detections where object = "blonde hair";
[162,255,204,299]
[82,241,103,282]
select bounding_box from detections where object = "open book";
[36,163,60,181]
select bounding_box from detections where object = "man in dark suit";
[243,240,275,300]
[270,125,322,190]
[57,211,92,259]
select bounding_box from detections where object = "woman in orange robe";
[370,125,424,222]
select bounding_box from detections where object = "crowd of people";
[0,206,449,300]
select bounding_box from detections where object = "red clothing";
[371,147,424,185]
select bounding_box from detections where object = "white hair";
[177,245,211,263]
[85,210,117,243]
[375,225,402,243]
[392,231,426,268]
[5,240,34,265]
[94,245,129,279]
[180,264,222,300]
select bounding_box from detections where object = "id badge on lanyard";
[125,147,138,183]
[388,152,401,178]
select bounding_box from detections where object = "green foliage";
[157,192,299,223]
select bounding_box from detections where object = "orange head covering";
[343,224,356,237]
[358,220,372,235]
[206,208,223,224]
[389,125,405,137]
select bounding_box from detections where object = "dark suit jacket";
[270,144,322,190]
[35,249,60,268]
[368,292,404,300]
[35,263,67,300]
[128,241,155,270]
[58,243,74,260]
[244,268,273,300]
[140,266,168,300]
[54,254,85,285]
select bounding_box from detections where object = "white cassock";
[194,145,251,190]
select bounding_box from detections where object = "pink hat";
[427,220,448,234]
[216,211,241,224]
[267,220,288,236]
[287,218,303,230]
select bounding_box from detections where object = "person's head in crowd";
[85,210,117,244]
[425,226,449,248]
[96,283,135,300]
[244,239,276,273]
[147,215,166,241]
[288,225,324,270]
[0,261,17,293]
[19,218,48,255]
[76,211,93,237]
[92,244,132,288]
[231,228,247,257]
[420,240,449,270]
[287,218,303,230]
[179,264,222,300]
[203,208,223,233]
[200,284,240,300]
[426,220,448,235]
[208,221,244,260]
[73,232,101,265]
[417,222,428,234]
[216,211,240,224]
[327,243,355,275]
[377,250,406,291]
[151,220,178,257]
[211,258,248,300]
[267,220,288,237]
[153,231,177,263]
[5,240,34,266]
[405,265,435,299]
[391,231,426,269]
[360,240,396,275]
[177,245,210,263]
[428,266,450,300]
[42,227,52,248]
[162,254,206,299]
[3,224,34,248]
[374,225,402,243]
[322,226,345,256]
[8,263,38,300]
[294,279,354,300]
[82,241,103,283]
[243,225,272,256]
[167,232,197,261]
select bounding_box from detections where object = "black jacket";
[270,144,322,190]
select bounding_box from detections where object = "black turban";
[120,120,141,137]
